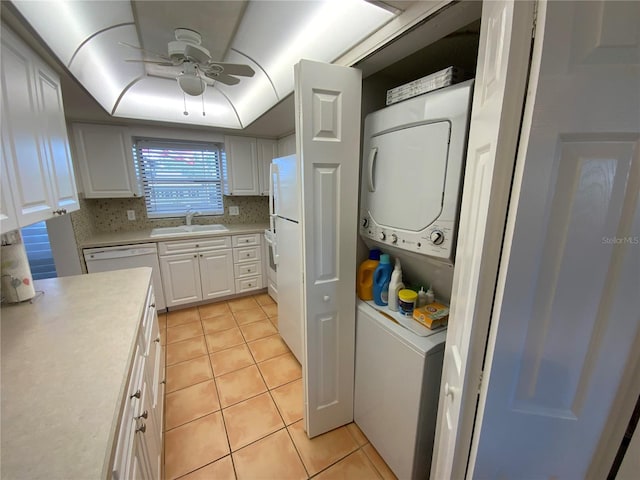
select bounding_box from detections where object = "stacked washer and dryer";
[354,80,473,479]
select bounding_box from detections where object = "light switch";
[127,210,136,221]
[229,206,240,216]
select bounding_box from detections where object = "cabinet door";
[1,29,55,226]
[159,253,202,307]
[224,136,259,195]
[72,123,140,198]
[34,60,79,213]
[257,138,278,196]
[199,248,235,300]
[0,143,18,234]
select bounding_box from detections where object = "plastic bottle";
[425,285,435,305]
[387,258,404,311]
[373,254,392,306]
[417,287,428,307]
[357,249,381,301]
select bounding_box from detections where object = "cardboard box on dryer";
[412,302,449,329]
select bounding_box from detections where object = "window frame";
[134,137,226,219]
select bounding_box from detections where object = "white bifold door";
[433,0,640,478]
[295,59,362,438]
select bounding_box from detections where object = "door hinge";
[478,371,484,393]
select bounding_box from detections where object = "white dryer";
[359,80,473,262]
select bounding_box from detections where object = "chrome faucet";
[185,210,200,226]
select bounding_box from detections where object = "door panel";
[159,254,201,307]
[199,249,235,300]
[295,59,361,437]
[35,61,79,212]
[470,1,640,477]
[431,1,535,478]
[1,31,54,225]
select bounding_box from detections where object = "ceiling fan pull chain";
[201,90,206,117]
[183,91,188,116]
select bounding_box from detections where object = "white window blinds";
[135,139,225,218]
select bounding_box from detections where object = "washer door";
[363,121,451,232]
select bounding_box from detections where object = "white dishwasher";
[83,244,166,311]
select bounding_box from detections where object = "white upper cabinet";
[0,24,78,231]
[72,123,141,198]
[257,138,278,196]
[0,144,18,234]
[224,135,259,196]
[277,134,296,157]
[34,60,79,213]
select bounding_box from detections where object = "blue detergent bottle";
[373,254,393,306]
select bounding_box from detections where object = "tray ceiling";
[12,0,396,130]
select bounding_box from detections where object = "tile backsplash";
[71,195,269,236]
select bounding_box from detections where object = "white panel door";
[159,254,202,307]
[431,1,535,478]
[470,1,640,477]
[34,60,79,213]
[1,29,55,225]
[295,59,362,437]
[199,249,235,300]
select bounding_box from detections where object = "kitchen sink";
[150,224,228,237]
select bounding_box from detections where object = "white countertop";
[0,268,152,480]
[81,223,269,249]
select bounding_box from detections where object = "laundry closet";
[345,4,482,478]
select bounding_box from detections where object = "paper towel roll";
[1,242,36,303]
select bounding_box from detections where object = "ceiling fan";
[123,28,255,96]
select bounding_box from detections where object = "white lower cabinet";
[112,284,163,480]
[159,237,235,308]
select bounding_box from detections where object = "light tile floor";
[159,293,397,480]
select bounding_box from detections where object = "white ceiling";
[10,0,396,132]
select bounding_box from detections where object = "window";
[135,138,225,218]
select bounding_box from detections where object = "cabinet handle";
[154,336,160,343]
[193,254,197,258]
[200,254,203,258]
[195,244,199,248]
[135,410,148,420]
[130,389,141,399]
[149,303,155,309]
[161,379,166,385]
[246,253,250,257]
[136,423,146,434]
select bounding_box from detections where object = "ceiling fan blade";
[125,59,176,67]
[118,41,172,62]
[206,62,255,77]
[204,71,240,86]
[183,43,211,65]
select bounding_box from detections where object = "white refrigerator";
[269,154,303,363]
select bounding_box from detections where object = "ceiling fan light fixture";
[178,73,205,96]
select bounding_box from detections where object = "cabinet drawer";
[232,233,261,247]
[159,236,231,255]
[234,261,262,278]
[235,276,262,293]
[233,246,261,263]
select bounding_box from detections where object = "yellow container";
[413,302,450,329]
[398,289,418,316]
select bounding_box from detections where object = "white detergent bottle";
[388,258,404,311]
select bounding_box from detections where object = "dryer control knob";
[391,233,398,244]
[378,232,386,241]
[430,230,445,245]
[361,217,368,228]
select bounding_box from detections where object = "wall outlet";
[127,210,136,221]
[229,206,240,216]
